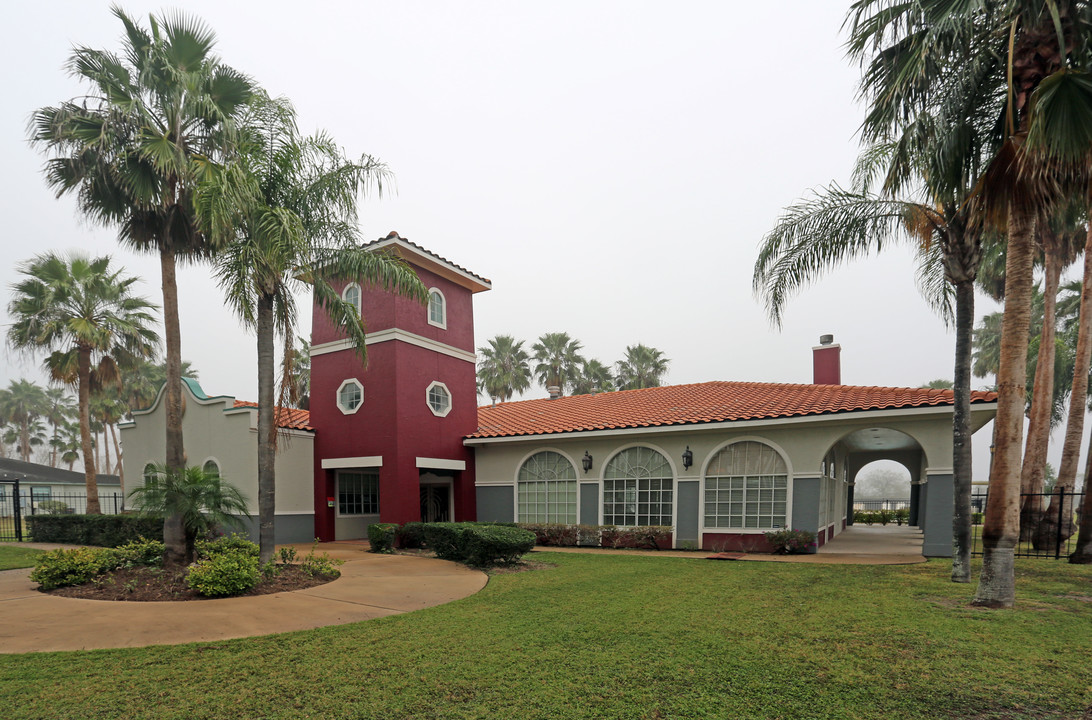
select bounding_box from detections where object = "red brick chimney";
[813,334,841,385]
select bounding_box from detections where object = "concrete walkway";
[0,541,487,654]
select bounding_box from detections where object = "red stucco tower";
[309,233,491,540]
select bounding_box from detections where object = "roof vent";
[547,385,561,400]
[819,334,834,346]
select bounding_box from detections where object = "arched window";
[202,459,220,477]
[342,283,361,314]
[517,451,577,523]
[427,288,446,328]
[704,441,788,529]
[142,463,157,484]
[603,447,673,527]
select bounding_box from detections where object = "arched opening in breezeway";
[854,459,913,521]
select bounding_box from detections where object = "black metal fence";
[972,489,1085,559]
[0,488,125,542]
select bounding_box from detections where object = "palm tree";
[43,387,75,468]
[1018,210,1085,539]
[477,335,533,405]
[615,345,670,390]
[570,359,616,396]
[212,93,426,564]
[282,337,311,410]
[754,137,984,581]
[0,380,50,462]
[7,253,157,514]
[532,332,585,397]
[30,7,252,543]
[846,0,1092,605]
[128,464,250,564]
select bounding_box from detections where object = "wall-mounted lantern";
[682,446,693,471]
[582,451,593,473]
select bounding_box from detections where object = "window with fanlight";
[703,441,788,530]
[517,451,577,523]
[602,447,674,527]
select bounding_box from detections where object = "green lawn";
[0,544,44,570]
[3,553,1091,719]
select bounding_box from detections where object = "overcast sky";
[0,1,1074,484]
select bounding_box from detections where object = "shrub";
[30,547,115,590]
[763,528,816,554]
[186,549,259,597]
[621,526,672,550]
[895,508,910,526]
[577,524,600,547]
[27,514,164,547]
[420,523,466,561]
[972,511,984,525]
[367,523,399,553]
[461,525,536,567]
[397,522,427,548]
[196,534,259,560]
[111,538,165,567]
[877,508,893,526]
[37,500,72,515]
[299,541,344,578]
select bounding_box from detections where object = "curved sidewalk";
[0,542,487,654]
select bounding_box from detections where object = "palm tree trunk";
[78,346,101,515]
[257,294,277,565]
[108,421,125,497]
[951,278,975,582]
[1038,228,1092,554]
[1020,239,1062,542]
[973,206,1036,607]
[160,245,186,564]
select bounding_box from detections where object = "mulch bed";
[46,564,337,602]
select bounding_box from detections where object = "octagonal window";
[337,379,364,415]
[426,381,451,417]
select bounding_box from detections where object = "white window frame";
[426,381,452,417]
[515,449,579,524]
[336,470,380,517]
[427,288,447,329]
[701,438,790,533]
[601,445,675,528]
[201,457,222,477]
[142,463,157,484]
[337,378,364,415]
[342,282,362,314]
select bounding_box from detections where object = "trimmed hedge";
[462,525,536,566]
[414,522,535,567]
[367,523,399,553]
[27,514,164,547]
[396,522,427,548]
[518,523,672,550]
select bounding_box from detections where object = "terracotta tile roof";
[232,401,313,431]
[469,381,997,439]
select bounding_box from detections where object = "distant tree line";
[476,332,670,405]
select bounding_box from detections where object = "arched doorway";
[853,459,913,524]
[824,427,929,538]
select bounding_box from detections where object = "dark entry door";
[420,485,450,523]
